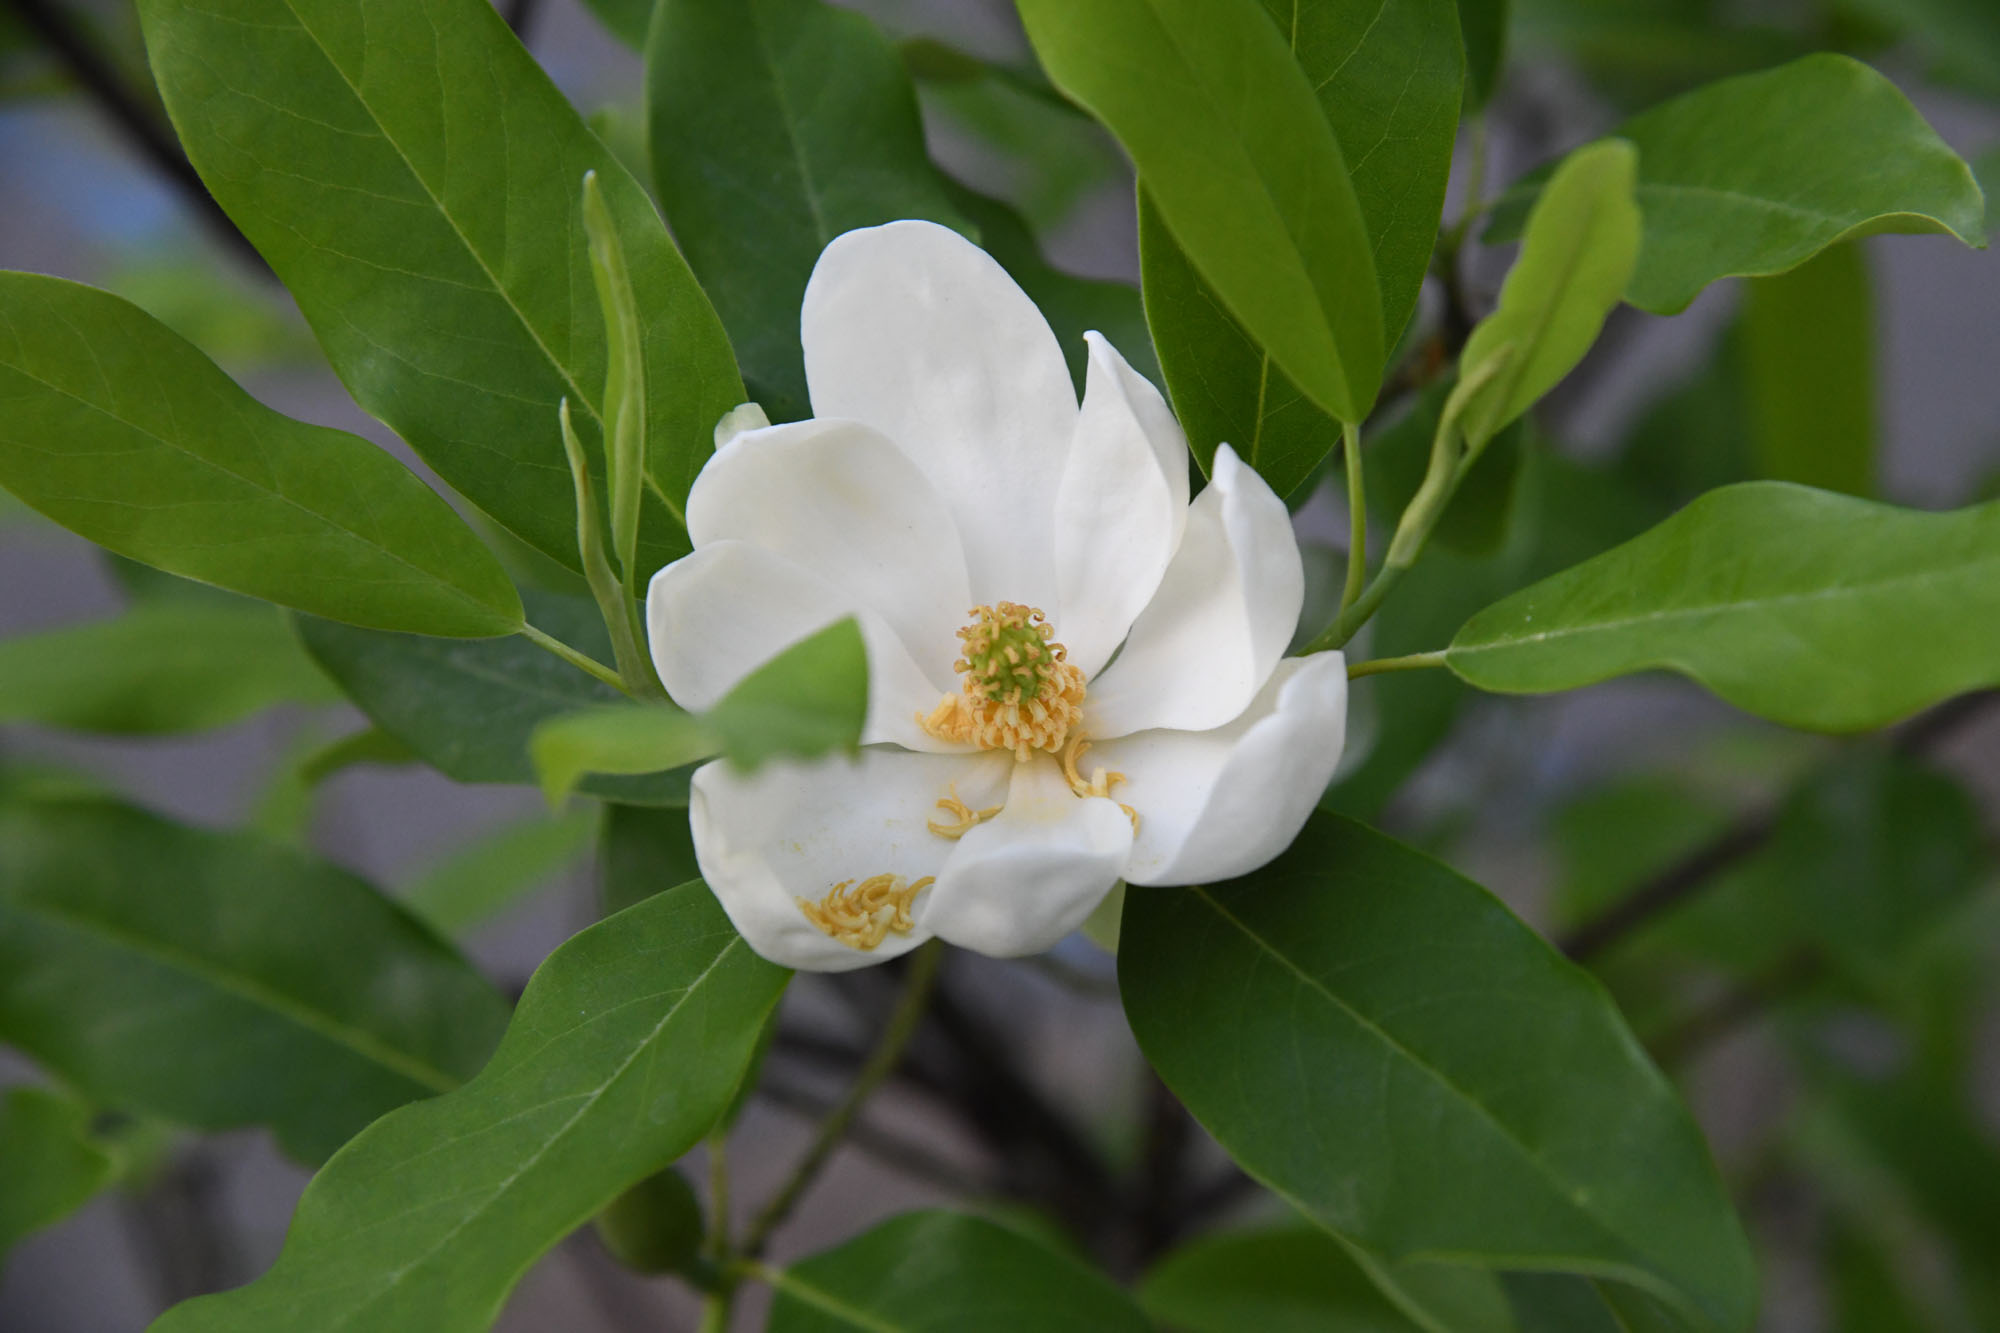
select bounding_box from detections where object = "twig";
[756,1075,986,1197]
[741,941,943,1256]
[3,0,265,270]
[1649,951,1823,1068]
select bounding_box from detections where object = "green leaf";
[0,274,521,636]
[400,811,597,936]
[595,1168,704,1275]
[1446,482,2000,731]
[138,0,744,572]
[1140,1226,1511,1332]
[151,881,789,1333]
[1020,0,1384,423]
[1120,812,1755,1332]
[1740,242,1876,496]
[528,616,868,804]
[1485,55,1987,313]
[0,1086,117,1262]
[579,0,653,48]
[0,795,509,1164]
[297,589,692,806]
[765,1210,1151,1332]
[1368,384,1528,556]
[0,602,338,734]
[1615,322,1753,506]
[647,0,969,423]
[532,704,717,808]
[600,803,700,917]
[1458,0,1509,110]
[1457,139,1641,448]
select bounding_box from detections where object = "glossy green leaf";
[532,704,716,808]
[647,0,968,423]
[138,0,743,572]
[1741,242,1876,496]
[0,274,521,636]
[151,881,789,1333]
[765,1210,1150,1332]
[1457,139,1641,447]
[1020,0,1384,424]
[401,811,597,936]
[0,795,509,1164]
[1485,56,1987,313]
[0,603,338,734]
[1120,812,1754,1332]
[1447,482,2000,731]
[0,1086,116,1262]
[298,590,691,806]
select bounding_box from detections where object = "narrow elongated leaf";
[1741,242,1875,496]
[0,274,520,636]
[0,796,509,1164]
[766,1211,1151,1332]
[152,881,788,1333]
[1447,483,2000,731]
[1120,813,1755,1332]
[401,812,597,936]
[1457,140,1640,447]
[1485,55,1987,312]
[1021,0,1384,423]
[298,590,691,806]
[0,603,338,734]
[0,1086,116,1262]
[138,0,743,571]
[647,0,968,422]
[1458,0,1509,110]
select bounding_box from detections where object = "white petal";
[922,758,1133,957]
[1084,445,1304,738]
[691,750,1011,972]
[646,540,955,753]
[1053,333,1189,679]
[1095,653,1348,887]
[687,418,971,686]
[801,220,1077,612]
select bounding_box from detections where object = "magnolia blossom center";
[918,602,1087,759]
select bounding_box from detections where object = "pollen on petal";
[797,874,932,951]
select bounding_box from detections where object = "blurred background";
[2,0,1997,1328]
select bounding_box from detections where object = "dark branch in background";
[1560,690,2000,964]
[1650,951,1824,1069]
[5,0,265,270]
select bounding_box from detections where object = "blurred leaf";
[1449,484,2000,731]
[647,0,968,423]
[600,803,700,918]
[1485,56,1986,313]
[1824,1222,1930,1333]
[298,589,692,806]
[578,0,654,47]
[1500,1274,1685,1332]
[1120,813,1755,1332]
[1458,0,1509,109]
[1741,242,1876,496]
[947,182,1156,392]
[0,1085,116,1263]
[765,1210,1150,1331]
[0,795,510,1163]
[917,71,1127,235]
[139,0,743,573]
[0,603,337,734]
[1458,140,1641,448]
[100,250,319,371]
[595,1168,704,1275]
[401,811,597,936]
[1615,323,1754,506]
[151,880,789,1333]
[1368,383,1528,556]
[532,705,716,808]
[1509,1,1803,108]
[0,274,521,637]
[1021,0,1384,424]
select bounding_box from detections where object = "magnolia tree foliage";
[0,0,1994,1329]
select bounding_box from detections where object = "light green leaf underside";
[0,796,509,1164]
[1447,482,2000,731]
[150,881,789,1333]
[138,0,743,573]
[0,273,520,636]
[1120,812,1755,1333]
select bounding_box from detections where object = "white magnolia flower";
[647,220,1348,972]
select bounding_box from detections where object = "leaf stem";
[1340,420,1367,613]
[1346,650,1448,679]
[741,940,943,1257]
[518,623,627,694]
[704,1132,731,1263]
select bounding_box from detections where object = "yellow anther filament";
[1062,734,1139,833]
[918,602,1087,759]
[928,783,1001,840]
[797,874,933,951]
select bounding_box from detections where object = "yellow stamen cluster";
[796,874,932,951]
[1062,734,1139,832]
[928,782,1001,840]
[918,603,1087,760]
